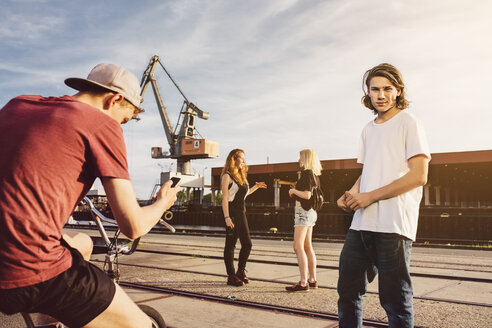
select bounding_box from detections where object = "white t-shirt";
[350,111,430,241]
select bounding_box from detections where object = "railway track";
[85,231,492,327]
[119,280,390,328]
[135,237,492,268]
[134,247,492,285]
[91,257,492,309]
[70,223,492,247]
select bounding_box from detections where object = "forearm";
[102,178,179,239]
[221,182,234,228]
[292,189,312,200]
[103,179,167,239]
[344,156,428,211]
[221,197,230,217]
[129,198,169,237]
[247,185,258,195]
[368,169,427,203]
[369,156,429,202]
[220,174,234,225]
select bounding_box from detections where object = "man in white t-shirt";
[336,63,430,328]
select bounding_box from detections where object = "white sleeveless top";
[227,173,249,202]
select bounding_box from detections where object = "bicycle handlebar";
[83,197,117,225]
[81,196,175,251]
[82,196,175,232]
[159,219,176,233]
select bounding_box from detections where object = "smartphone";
[170,177,181,188]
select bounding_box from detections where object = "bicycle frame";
[82,196,175,282]
[21,196,175,327]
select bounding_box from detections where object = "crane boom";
[140,56,175,152]
[138,55,218,174]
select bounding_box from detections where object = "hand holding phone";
[170,177,181,188]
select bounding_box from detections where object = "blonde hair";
[299,149,322,176]
[221,149,248,185]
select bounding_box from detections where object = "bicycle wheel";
[138,304,166,328]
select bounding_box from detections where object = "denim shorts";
[294,205,317,227]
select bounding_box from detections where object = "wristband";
[225,216,230,219]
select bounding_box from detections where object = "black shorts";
[0,240,116,327]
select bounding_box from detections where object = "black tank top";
[227,173,249,211]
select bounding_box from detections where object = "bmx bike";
[21,196,175,328]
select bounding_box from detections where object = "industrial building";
[211,149,492,210]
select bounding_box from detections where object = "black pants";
[224,208,252,275]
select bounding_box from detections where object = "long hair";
[361,63,409,114]
[299,149,322,176]
[221,149,248,185]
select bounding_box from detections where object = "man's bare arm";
[345,154,429,211]
[102,178,178,239]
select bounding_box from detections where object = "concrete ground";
[109,232,492,328]
[1,231,491,327]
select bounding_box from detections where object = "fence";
[170,210,492,243]
[72,207,492,243]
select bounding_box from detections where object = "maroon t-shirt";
[0,95,130,289]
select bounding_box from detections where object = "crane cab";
[181,138,218,158]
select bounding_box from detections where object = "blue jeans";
[337,229,414,328]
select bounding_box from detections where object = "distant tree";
[203,191,222,206]
[215,191,223,205]
[177,189,187,203]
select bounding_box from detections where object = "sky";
[1,0,491,199]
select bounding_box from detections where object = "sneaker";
[285,283,309,292]
[227,274,244,286]
[308,280,318,288]
[236,269,249,284]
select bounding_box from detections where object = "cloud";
[116,0,492,196]
[0,11,65,46]
[1,0,492,197]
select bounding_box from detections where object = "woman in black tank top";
[286,149,322,292]
[221,149,266,286]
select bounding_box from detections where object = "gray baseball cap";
[65,63,143,109]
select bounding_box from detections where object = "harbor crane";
[140,55,218,202]
[140,55,218,175]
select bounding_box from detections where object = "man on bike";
[0,63,179,327]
